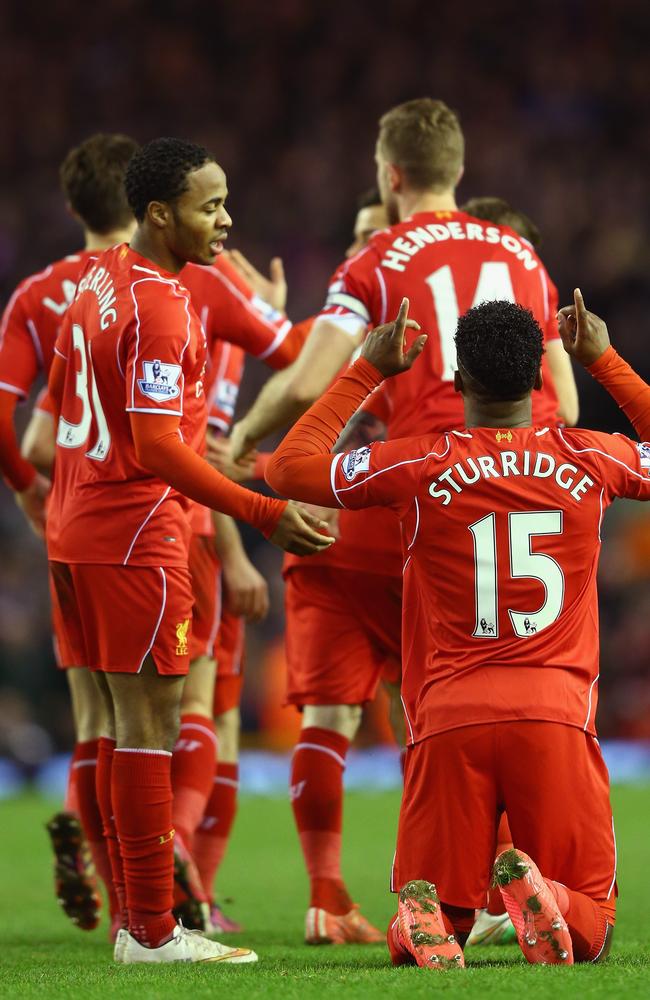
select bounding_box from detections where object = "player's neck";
[128,230,184,274]
[464,396,532,429]
[398,189,457,221]
[84,227,135,251]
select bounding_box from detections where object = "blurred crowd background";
[2,0,650,777]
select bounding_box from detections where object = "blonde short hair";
[378,98,464,192]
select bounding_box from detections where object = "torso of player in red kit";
[0,250,96,394]
[316,210,563,573]
[331,423,650,743]
[47,244,207,567]
[180,254,297,537]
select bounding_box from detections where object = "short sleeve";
[125,282,192,415]
[317,250,380,338]
[542,271,560,344]
[207,341,245,433]
[186,260,292,362]
[0,285,40,397]
[331,437,428,515]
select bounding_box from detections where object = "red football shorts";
[49,561,193,675]
[188,533,221,661]
[213,606,245,717]
[392,721,617,919]
[284,566,402,706]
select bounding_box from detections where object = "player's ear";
[455,164,464,186]
[388,163,402,194]
[534,366,543,391]
[147,201,170,230]
[454,370,463,394]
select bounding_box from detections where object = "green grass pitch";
[1,786,649,998]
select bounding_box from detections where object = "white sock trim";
[293,742,347,769]
[114,748,173,756]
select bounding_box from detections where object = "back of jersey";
[323,210,559,437]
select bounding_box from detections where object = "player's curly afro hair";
[124,137,212,221]
[455,300,544,401]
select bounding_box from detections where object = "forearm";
[212,510,246,563]
[266,358,383,504]
[238,364,310,447]
[0,391,36,491]
[588,346,650,441]
[334,409,387,454]
[131,416,286,537]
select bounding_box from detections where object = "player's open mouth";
[210,233,228,255]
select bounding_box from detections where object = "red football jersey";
[315,210,562,574]
[181,256,293,368]
[47,245,207,567]
[0,250,95,395]
[329,425,650,743]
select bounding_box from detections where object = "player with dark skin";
[84,154,334,756]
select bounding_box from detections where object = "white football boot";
[465,908,517,947]
[113,922,258,963]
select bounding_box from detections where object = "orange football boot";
[397,880,464,970]
[305,904,384,944]
[492,849,573,965]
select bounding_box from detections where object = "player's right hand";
[270,500,336,555]
[361,298,427,377]
[224,249,287,313]
[229,419,258,464]
[206,432,257,483]
[557,288,611,367]
[15,471,50,538]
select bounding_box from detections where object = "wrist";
[586,345,616,375]
[352,356,386,388]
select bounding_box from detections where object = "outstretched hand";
[360,298,427,377]
[557,288,610,367]
[270,500,336,556]
[224,249,287,313]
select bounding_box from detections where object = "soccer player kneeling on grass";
[45,138,334,965]
[267,293,650,968]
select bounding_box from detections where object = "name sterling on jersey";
[76,265,118,329]
[380,221,538,274]
[428,450,595,506]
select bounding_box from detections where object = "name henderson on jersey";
[428,448,594,507]
[379,219,539,274]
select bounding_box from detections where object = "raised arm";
[266,299,425,505]
[558,288,650,440]
[229,318,364,460]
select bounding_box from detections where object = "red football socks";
[170,713,218,850]
[95,737,127,927]
[74,738,119,918]
[193,762,239,899]
[291,726,353,915]
[112,748,177,949]
[63,742,84,814]
[545,879,611,962]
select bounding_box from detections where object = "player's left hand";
[270,500,336,556]
[361,298,427,377]
[557,288,611,367]
[224,249,287,313]
[16,471,50,538]
[221,550,270,622]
